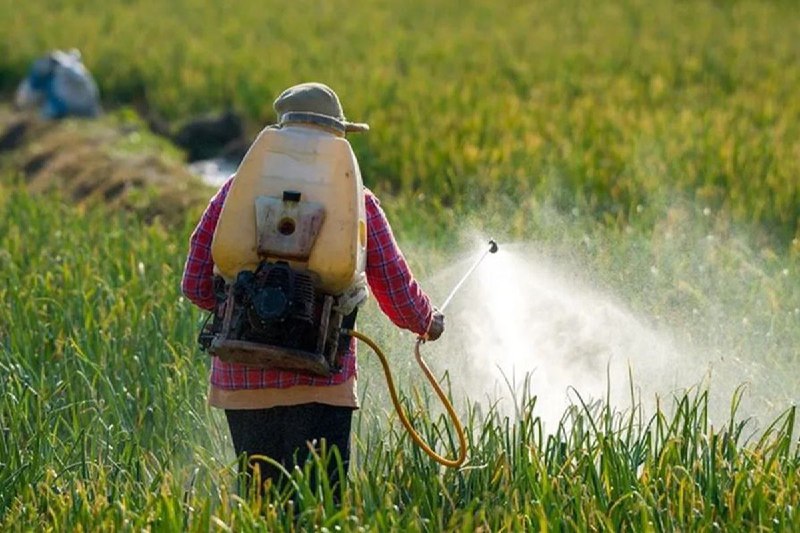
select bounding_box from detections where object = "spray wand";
[439,239,499,313]
[347,239,499,468]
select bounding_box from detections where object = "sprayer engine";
[202,260,351,376]
[234,262,317,351]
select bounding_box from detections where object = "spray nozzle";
[488,239,498,254]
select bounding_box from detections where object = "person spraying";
[181,82,444,497]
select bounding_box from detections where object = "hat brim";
[344,122,370,133]
[280,111,370,134]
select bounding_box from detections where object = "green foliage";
[1,0,798,242]
[2,0,800,529]
[1,183,799,532]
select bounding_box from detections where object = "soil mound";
[0,105,215,226]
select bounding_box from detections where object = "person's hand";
[425,309,445,341]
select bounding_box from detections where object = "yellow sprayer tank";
[211,124,367,295]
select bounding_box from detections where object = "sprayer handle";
[424,309,445,342]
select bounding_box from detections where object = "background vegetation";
[1,0,798,243]
[1,0,799,530]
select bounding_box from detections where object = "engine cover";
[232,262,317,351]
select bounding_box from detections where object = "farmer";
[181,82,444,497]
[14,49,101,119]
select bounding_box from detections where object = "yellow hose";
[346,329,467,468]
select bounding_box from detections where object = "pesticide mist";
[425,239,799,432]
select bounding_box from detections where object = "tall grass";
[0,0,798,242]
[1,181,798,530]
[2,0,799,529]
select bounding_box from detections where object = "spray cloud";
[425,240,797,432]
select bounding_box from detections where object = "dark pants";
[225,403,354,498]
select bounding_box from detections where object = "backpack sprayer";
[199,114,498,469]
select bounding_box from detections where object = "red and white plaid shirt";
[181,176,434,390]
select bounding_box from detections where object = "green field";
[1,0,799,530]
[2,0,799,243]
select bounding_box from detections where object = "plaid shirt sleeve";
[181,177,234,311]
[364,189,434,336]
